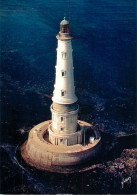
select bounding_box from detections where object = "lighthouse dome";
[57,17,72,39]
[60,17,69,25]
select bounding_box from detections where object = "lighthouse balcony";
[52,95,78,104]
[56,32,73,40]
[51,103,79,114]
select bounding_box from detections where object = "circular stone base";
[21,120,101,173]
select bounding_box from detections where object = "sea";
[0,0,136,194]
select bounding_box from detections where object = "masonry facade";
[48,17,83,146]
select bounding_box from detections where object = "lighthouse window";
[61,90,66,96]
[61,71,66,77]
[61,127,64,131]
[61,25,68,33]
[64,52,67,58]
[62,26,66,33]
[61,52,67,59]
[61,117,64,122]
[60,139,63,142]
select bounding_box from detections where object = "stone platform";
[21,120,101,173]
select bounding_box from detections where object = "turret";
[56,17,72,40]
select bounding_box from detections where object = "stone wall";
[51,104,79,135]
[21,120,101,170]
[48,124,83,146]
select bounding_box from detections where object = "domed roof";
[60,17,69,25]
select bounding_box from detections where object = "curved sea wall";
[21,120,101,172]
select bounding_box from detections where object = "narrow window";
[62,71,65,76]
[61,91,65,96]
[60,139,63,142]
[61,127,64,131]
[61,52,67,59]
[61,52,64,58]
[62,70,66,77]
[61,90,66,97]
[61,117,64,122]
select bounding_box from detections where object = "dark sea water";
[0,0,136,194]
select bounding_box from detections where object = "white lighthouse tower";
[48,17,83,146]
[21,17,101,172]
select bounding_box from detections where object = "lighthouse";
[49,17,83,146]
[21,18,101,172]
